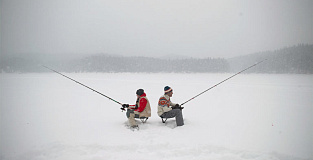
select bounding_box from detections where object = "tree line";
[1,44,312,74]
[228,44,313,74]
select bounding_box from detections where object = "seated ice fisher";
[122,89,151,128]
[158,86,184,126]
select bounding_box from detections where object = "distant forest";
[228,44,313,74]
[1,44,312,74]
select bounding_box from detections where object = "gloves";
[172,104,178,109]
[172,104,184,110]
[121,104,129,111]
[122,104,129,108]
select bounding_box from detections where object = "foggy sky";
[1,0,313,59]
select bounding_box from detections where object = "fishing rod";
[42,65,123,105]
[180,59,267,106]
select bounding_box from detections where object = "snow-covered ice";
[1,73,312,160]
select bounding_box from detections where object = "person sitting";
[122,89,151,129]
[157,86,184,127]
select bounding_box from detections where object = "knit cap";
[164,86,172,93]
[136,89,144,96]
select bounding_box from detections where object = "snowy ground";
[0,73,312,160]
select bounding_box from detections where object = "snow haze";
[1,0,313,59]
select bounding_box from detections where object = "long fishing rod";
[43,65,122,105]
[180,59,267,106]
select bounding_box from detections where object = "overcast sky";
[1,0,312,59]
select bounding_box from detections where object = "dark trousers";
[161,109,184,126]
[126,109,139,118]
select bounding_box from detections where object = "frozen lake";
[1,73,312,160]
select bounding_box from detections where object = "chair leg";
[161,118,168,123]
[140,117,148,123]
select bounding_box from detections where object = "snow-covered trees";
[1,44,312,73]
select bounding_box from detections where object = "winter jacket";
[129,93,151,118]
[157,94,177,116]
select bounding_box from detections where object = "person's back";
[136,93,151,118]
[158,94,173,116]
